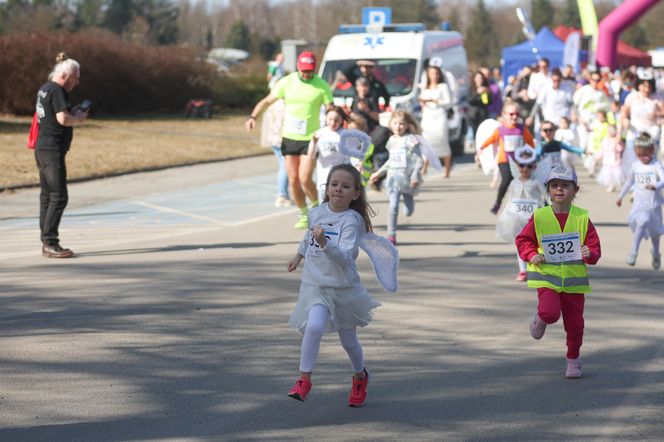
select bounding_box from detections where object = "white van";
[319,23,470,155]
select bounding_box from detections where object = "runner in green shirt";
[245,51,334,229]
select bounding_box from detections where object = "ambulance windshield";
[321,59,417,98]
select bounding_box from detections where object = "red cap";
[297,51,316,71]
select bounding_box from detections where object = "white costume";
[310,127,351,200]
[618,159,664,240]
[289,204,398,333]
[595,136,625,190]
[419,83,452,158]
[375,133,424,195]
[496,169,547,243]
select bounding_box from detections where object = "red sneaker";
[348,369,369,407]
[287,377,312,402]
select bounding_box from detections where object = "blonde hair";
[348,113,368,132]
[389,109,421,135]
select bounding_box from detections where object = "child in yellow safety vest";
[515,164,602,379]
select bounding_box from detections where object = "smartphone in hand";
[79,100,92,112]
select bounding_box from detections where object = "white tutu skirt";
[288,283,381,333]
[496,210,529,243]
[596,164,625,188]
[628,206,664,239]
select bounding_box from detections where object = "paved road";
[0,155,662,441]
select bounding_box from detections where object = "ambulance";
[319,23,470,155]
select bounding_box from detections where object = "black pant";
[35,149,68,246]
[496,162,513,207]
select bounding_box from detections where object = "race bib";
[285,114,307,136]
[541,232,582,263]
[390,148,408,169]
[307,224,340,257]
[503,135,523,153]
[635,172,656,189]
[509,198,538,217]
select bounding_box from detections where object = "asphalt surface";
[1,154,662,441]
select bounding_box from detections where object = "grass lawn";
[0,113,266,190]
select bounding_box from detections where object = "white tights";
[631,222,661,257]
[299,304,364,373]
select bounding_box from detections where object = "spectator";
[34,52,88,258]
[344,60,390,110]
[267,52,285,90]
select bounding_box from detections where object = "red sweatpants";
[537,288,585,359]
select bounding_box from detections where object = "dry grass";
[0,113,266,189]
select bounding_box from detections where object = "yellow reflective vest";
[526,205,591,293]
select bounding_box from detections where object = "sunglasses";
[518,164,535,169]
[507,112,519,116]
[542,128,554,132]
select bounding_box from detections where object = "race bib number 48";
[541,232,582,263]
[390,148,407,169]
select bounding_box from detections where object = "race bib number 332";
[541,232,582,263]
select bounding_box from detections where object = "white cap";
[545,164,577,185]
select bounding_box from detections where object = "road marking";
[132,200,229,226]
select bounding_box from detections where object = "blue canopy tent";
[501,26,582,85]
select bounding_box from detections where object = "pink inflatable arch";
[597,0,661,69]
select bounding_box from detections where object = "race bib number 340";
[541,232,582,263]
[510,198,537,217]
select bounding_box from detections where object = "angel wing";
[416,135,443,172]
[359,232,399,293]
[533,155,553,185]
[339,128,371,160]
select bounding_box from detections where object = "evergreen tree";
[531,0,554,32]
[465,0,497,67]
[103,0,132,35]
[224,20,251,51]
[559,0,581,29]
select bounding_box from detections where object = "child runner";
[616,133,664,269]
[496,146,547,281]
[536,120,584,166]
[479,102,536,214]
[595,124,625,192]
[516,164,602,378]
[554,116,579,172]
[369,110,424,245]
[584,110,610,177]
[308,106,351,201]
[286,164,381,406]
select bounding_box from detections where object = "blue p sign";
[362,7,392,26]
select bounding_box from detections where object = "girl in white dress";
[595,125,625,192]
[621,77,664,172]
[616,134,664,269]
[369,110,424,245]
[419,58,453,177]
[286,164,380,406]
[495,146,547,281]
[308,106,351,201]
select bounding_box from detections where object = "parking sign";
[362,7,392,26]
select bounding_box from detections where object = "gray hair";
[48,58,80,80]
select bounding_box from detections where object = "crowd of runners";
[243,51,664,406]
